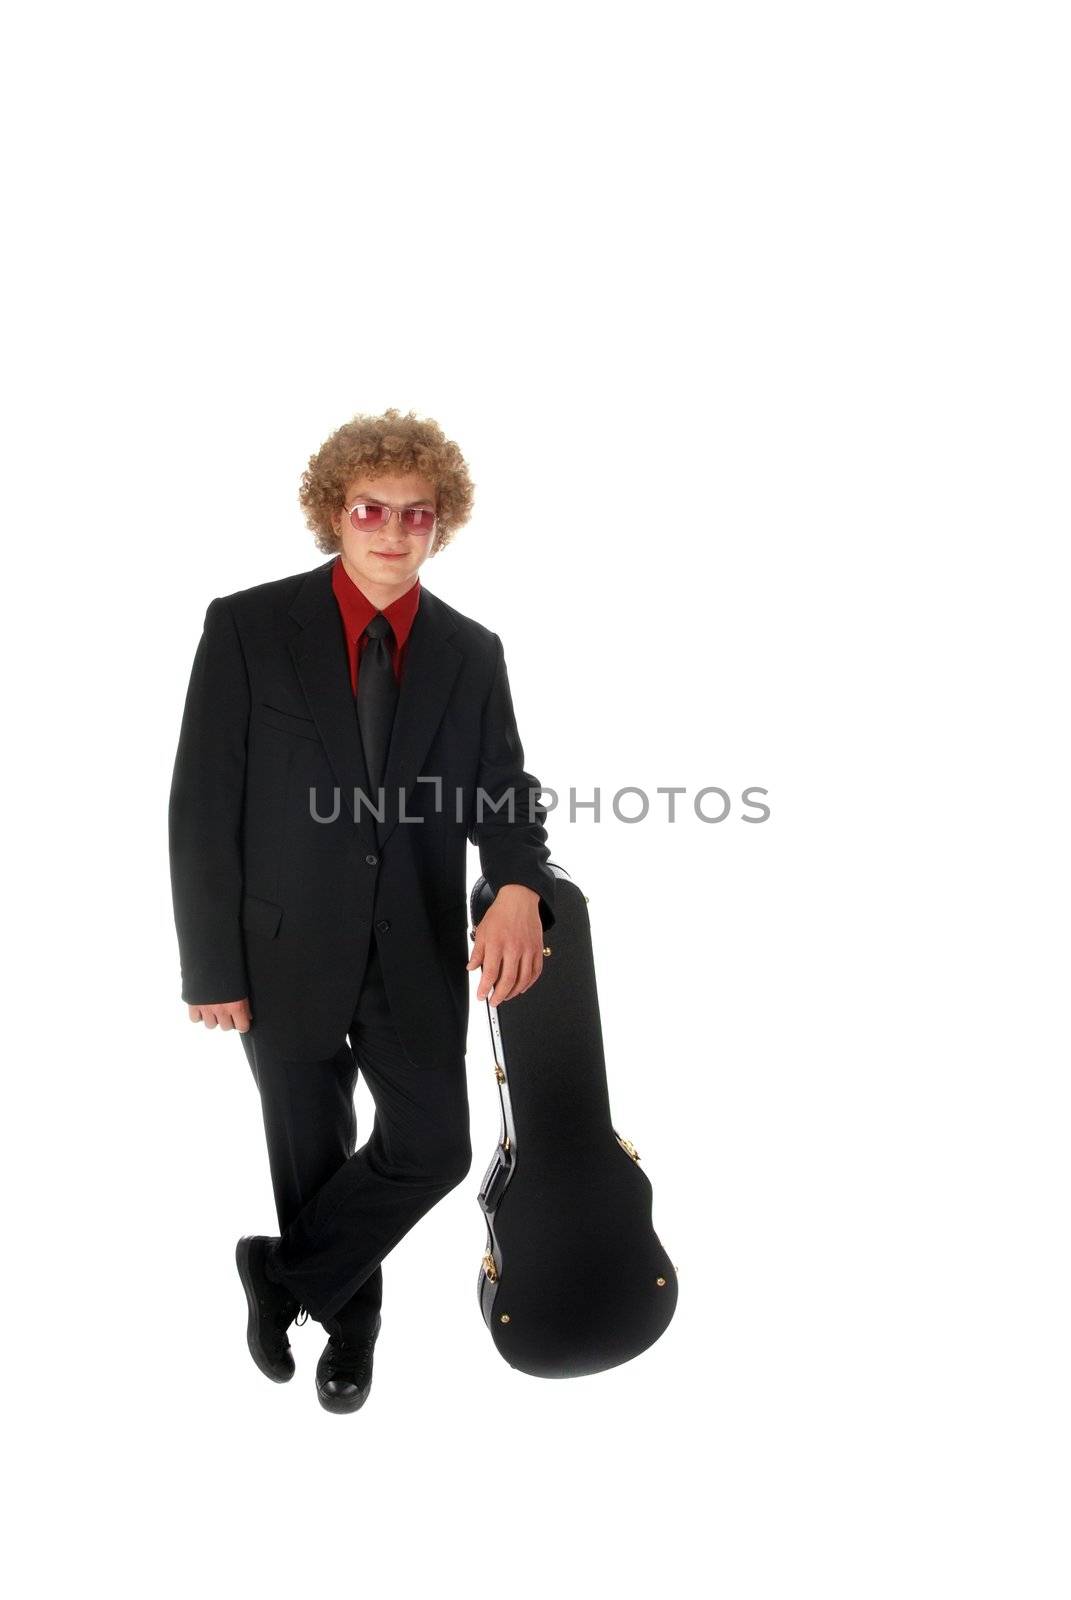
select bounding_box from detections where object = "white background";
[4,3,1067,1596]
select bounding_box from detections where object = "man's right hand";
[187,999,252,1033]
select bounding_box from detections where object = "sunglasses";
[345,499,437,535]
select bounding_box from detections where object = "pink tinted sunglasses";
[345,498,437,535]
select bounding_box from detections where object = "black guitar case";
[468,862,678,1378]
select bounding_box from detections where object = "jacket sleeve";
[468,632,556,932]
[168,596,251,1004]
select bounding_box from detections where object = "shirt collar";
[331,553,421,648]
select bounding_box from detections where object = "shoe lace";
[263,1296,306,1351]
[328,1331,375,1372]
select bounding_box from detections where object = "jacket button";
[375,919,390,933]
[365,853,378,865]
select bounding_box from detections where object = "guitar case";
[468,862,678,1378]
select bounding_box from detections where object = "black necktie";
[356,613,399,799]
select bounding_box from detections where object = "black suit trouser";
[240,940,472,1330]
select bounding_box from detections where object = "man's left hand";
[466,883,545,1005]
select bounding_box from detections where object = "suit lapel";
[287,558,463,852]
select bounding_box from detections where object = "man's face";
[332,471,438,599]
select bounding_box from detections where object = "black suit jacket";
[168,555,556,1065]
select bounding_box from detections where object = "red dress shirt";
[331,554,421,695]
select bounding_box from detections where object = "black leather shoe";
[235,1235,304,1383]
[315,1311,382,1413]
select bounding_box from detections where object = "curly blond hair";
[298,407,475,557]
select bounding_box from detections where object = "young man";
[168,408,556,1413]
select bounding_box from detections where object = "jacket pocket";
[255,702,321,742]
[241,893,284,939]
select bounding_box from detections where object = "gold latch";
[616,1133,641,1162]
[482,1251,498,1282]
[494,1064,505,1083]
